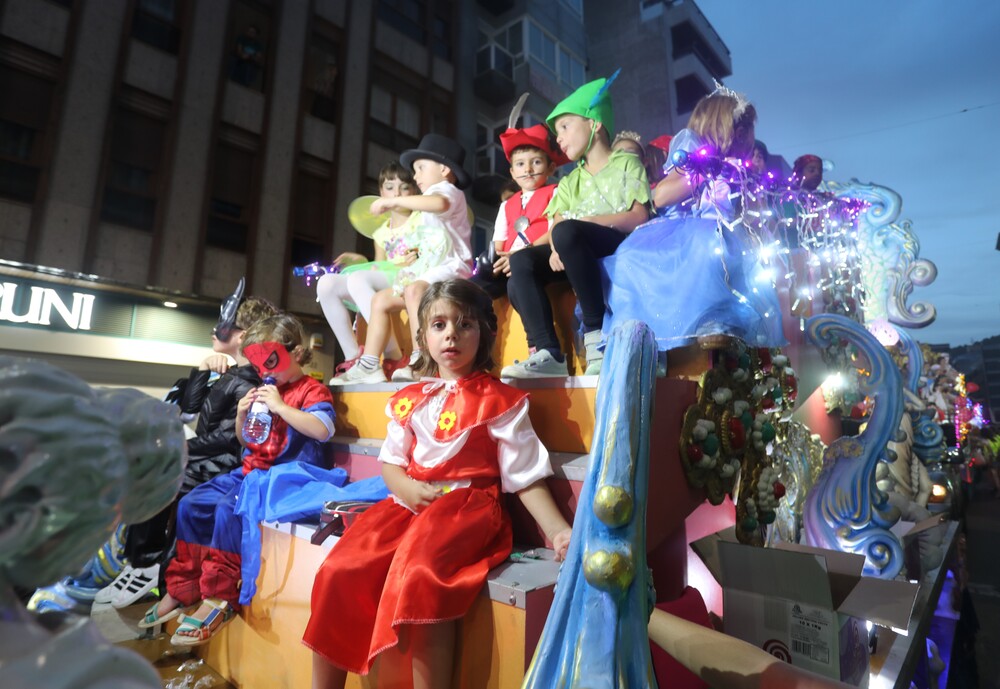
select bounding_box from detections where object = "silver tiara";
[711,80,751,121]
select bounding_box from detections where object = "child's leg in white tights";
[316,273,361,360]
[346,271,402,360]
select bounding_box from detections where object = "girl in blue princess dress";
[600,88,786,351]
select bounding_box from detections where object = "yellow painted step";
[333,377,598,455]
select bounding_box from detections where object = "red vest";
[502,185,557,252]
[388,372,530,484]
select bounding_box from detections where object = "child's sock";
[357,354,380,370]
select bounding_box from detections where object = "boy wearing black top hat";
[333,134,473,385]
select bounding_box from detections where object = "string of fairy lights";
[667,147,870,329]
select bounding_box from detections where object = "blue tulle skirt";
[601,216,787,351]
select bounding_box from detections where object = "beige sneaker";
[329,361,387,386]
[500,349,569,379]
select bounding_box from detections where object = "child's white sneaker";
[391,365,416,383]
[94,564,134,605]
[391,351,422,383]
[329,361,387,386]
[111,563,160,608]
[583,331,603,375]
[500,349,568,379]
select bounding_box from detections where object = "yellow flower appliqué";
[394,397,414,418]
[437,410,458,432]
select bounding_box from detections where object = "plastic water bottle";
[242,375,276,444]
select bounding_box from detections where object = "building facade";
[0,0,475,384]
[0,0,729,385]
[584,0,731,145]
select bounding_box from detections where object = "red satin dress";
[303,372,546,674]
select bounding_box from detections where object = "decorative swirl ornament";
[890,331,946,465]
[827,179,937,329]
[895,329,923,394]
[803,315,905,578]
[522,321,658,689]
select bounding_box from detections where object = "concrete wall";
[156,0,231,292]
[251,0,309,301]
[0,0,70,57]
[34,0,128,271]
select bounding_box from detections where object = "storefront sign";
[0,282,96,330]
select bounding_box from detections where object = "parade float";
[3,148,975,689]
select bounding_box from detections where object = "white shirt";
[422,180,472,264]
[378,379,553,495]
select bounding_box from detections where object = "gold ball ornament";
[593,485,633,527]
[583,549,635,594]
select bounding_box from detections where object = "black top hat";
[400,134,471,189]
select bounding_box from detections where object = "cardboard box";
[692,528,918,687]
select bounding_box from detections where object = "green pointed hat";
[546,69,620,136]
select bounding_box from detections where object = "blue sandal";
[170,598,236,647]
[137,600,183,629]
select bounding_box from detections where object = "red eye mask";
[245,341,292,376]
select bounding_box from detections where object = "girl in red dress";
[304,279,572,689]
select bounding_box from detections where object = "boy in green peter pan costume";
[503,71,650,378]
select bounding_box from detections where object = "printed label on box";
[790,604,832,664]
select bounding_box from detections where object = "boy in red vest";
[472,123,568,298]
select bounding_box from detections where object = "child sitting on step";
[316,161,422,379]
[471,98,569,299]
[601,86,786,352]
[503,72,650,378]
[140,313,334,646]
[305,279,572,689]
[331,134,473,386]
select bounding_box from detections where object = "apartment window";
[291,158,331,265]
[0,65,54,203]
[229,0,272,91]
[475,42,513,79]
[675,74,710,115]
[559,47,584,88]
[528,23,556,74]
[304,32,341,123]
[431,0,453,60]
[430,97,452,136]
[206,142,255,252]
[475,120,507,176]
[493,20,523,57]
[559,0,583,14]
[294,167,326,241]
[378,0,426,44]
[100,108,165,230]
[368,69,422,151]
[671,21,728,80]
[132,0,182,54]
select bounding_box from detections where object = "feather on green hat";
[546,70,620,136]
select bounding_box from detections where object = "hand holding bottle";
[241,375,277,444]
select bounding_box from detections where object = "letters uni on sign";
[0,282,96,330]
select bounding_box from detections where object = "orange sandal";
[169,598,236,647]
